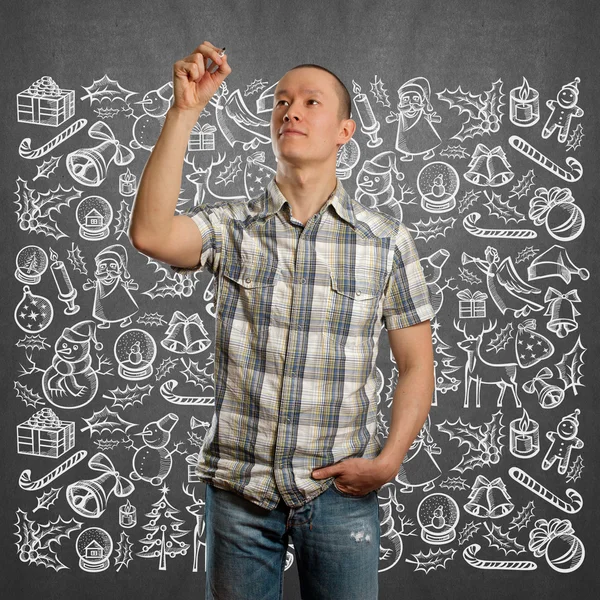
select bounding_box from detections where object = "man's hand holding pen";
[172,41,231,117]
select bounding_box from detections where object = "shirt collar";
[263,176,356,228]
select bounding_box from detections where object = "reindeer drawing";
[454,319,521,409]
[182,482,206,573]
[183,151,247,208]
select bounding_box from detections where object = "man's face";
[270,68,354,166]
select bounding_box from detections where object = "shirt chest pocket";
[324,271,384,343]
[217,259,279,328]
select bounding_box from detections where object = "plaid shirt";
[172,176,435,510]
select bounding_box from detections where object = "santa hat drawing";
[362,151,405,181]
[60,320,103,350]
[95,244,131,278]
[558,409,580,432]
[528,245,589,284]
[398,77,434,111]
[560,77,580,97]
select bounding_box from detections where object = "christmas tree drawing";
[431,319,461,401]
[137,484,190,570]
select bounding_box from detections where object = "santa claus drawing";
[83,244,139,328]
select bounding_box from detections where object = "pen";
[218,47,226,57]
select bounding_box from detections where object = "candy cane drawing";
[18,449,88,491]
[18,118,88,159]
[508,135,583,182]
[463,544,537,570]
[508,466,583,514]
[463,212,537,238]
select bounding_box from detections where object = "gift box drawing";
[457,289,488,318]
[17,76,75,127]
[17,407,75,458]
[188,122,217,151]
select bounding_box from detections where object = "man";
[129,41,435,600]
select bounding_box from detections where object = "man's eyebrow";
[274,89,324,98]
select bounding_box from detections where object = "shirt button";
[245,277,252,284]
[356,290,362,296]
[301,278,306,284]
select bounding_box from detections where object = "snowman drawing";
[127,414,186,486]
[20,320,112,410]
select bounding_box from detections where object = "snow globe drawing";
[114,328,157,380]
[417,492,460,544]
[417,161,460,213]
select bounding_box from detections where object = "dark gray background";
[1,0,599,598]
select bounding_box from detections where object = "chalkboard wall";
[1,0,599,598]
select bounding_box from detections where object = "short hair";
[285,63,351,122]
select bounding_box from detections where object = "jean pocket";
[331,479,371,499]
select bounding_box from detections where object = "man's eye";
[276,100,318,105]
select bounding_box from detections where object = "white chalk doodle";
[508,467,583,514]
[67,452,135,518]
[15,245,49,284]
[386,77,442,160]
[351,80,383,148]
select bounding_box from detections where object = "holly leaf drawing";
[145,279,191,299]
[114,531,134,572]
[32,487,62,513]
[102,383,154,410]
[80,406,137,436]
[405,547,456,573]
[155,356,179,381]
[437,417,484,449]
[66,242,88,275]
[14,177,82,239]
[439,144,470,159]
[408,215,456,242]
[437,85,486,117]
[486,321,514,353]
[14,509,82,571]
[180,359,215,389]
[114,198,131,239]
[32,155,62,182]
[458,521,481,545]
[555,335,586,396]
[437,80,504,141]
[483,190,525,224]
[438,411,505,473]
[439,476,469,491]
[509,169,536,199]
[509,500,536,531]
[14,380,45,408]
[484,410,505,448]
[483,522,526,555]
[81,74,137,104]
[566,455,584,483]
[137,312,168,327]
[484,79,505,120]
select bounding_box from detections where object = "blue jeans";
[204,481,380,599]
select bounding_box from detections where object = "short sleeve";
[170,200,237,276]
[381,222,436,330]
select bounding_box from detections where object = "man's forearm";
[128,106,204,248]
[374,365,435,475]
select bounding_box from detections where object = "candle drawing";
[351,80,382,148]
[119,167,137,196]
[509,77,540,127]
[49,247,80,315]
[509,408,540,458]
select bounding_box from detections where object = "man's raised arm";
[128,41,231,269]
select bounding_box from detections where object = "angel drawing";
[462,246,544,318]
